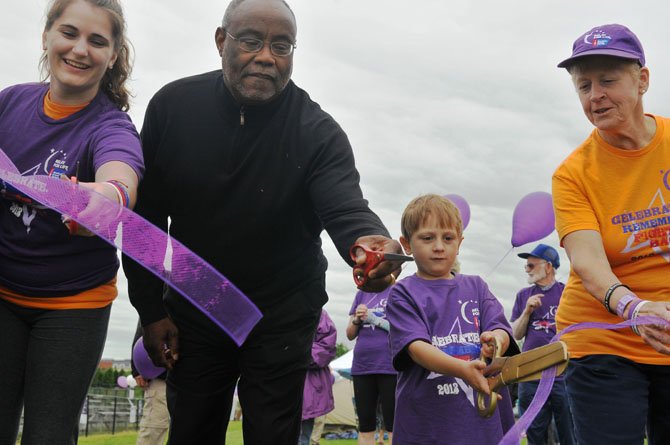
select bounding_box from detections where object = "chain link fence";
[80,390,145,436]
[17,388,146,438]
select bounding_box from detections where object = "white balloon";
[126,375,137,388]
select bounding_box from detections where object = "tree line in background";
[336,343,349,358]
[89,342,348,389]
[91,368,129,388]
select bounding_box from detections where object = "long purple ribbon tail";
[499,315,669,445]
[0,149,262,346]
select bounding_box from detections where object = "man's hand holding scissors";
[350,235,409,292]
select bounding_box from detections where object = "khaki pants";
[310,415,326,445]
[137,378,169,445]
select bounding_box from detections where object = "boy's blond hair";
[401,194,463,240]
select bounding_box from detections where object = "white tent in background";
[330,350,353,379]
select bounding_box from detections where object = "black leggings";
[353,374,396,432]
[0,299,111,445]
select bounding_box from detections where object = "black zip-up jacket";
[123,70,388,326]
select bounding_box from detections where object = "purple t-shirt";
[349,288,396,375]
[0,83,143,296]
[511,281,565,352]
[387,273,515,445]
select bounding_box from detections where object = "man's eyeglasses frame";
[226,31,296,57]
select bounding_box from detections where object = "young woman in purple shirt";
[0,1,143,443]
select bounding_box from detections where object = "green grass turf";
[75,422,362,445]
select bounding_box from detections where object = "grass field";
[73,423,542,444]
[76,422,359,445]
[73,424,540,445]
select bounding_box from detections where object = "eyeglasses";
[524,261,547,271]
[226,32,296,57]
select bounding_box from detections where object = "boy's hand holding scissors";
[480,330,510,359]
[458,359,491,395]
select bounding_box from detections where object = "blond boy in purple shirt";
[387,194,519,445]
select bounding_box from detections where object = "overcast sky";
[3,1,670,359]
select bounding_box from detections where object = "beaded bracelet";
[603,283,630,314]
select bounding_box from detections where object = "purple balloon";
[511,191,555,247]
[133,337,166,379]
[117,375,128,388]
[444,194,470,230]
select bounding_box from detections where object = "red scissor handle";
[350,244,385,287]
[350,244,414,287]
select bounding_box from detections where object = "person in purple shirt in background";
[511,244,574,445]
[300,310,337,445]
[387,194,519,445]
[346,287,396,445]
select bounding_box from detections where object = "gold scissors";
[476,339,569,418]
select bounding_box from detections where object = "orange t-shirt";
[553,114,670,365]
[43,90,89,120]
[0,277,117,310]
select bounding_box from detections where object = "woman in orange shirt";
[553,24,670,445]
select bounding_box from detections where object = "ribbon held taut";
[0,149,262,346]
[498,315,669,445]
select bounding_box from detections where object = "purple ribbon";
[499,315,669,445]
[0,149,262,346]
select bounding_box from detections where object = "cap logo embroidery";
[584,30,612,47]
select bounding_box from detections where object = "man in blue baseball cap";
[510,244,574,445]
